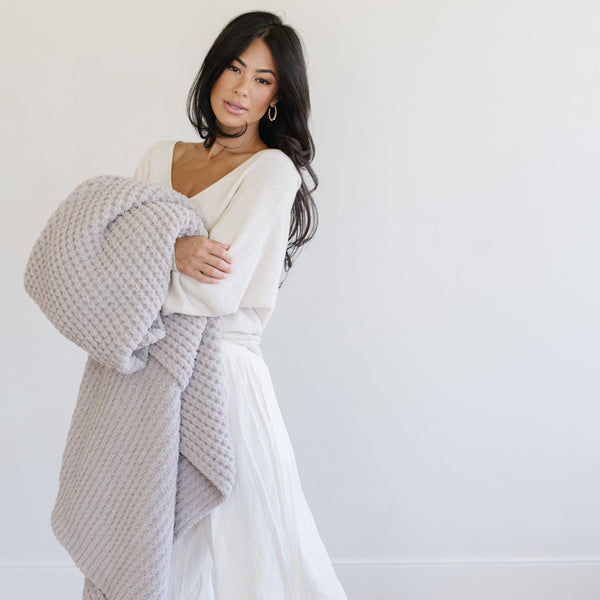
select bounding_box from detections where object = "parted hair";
[187,11,318,272]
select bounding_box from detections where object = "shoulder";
[133,140,178,182]
[245,149,302,191]
[140,139,179,164]
[229,149,301,214]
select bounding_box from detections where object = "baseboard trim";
[331,558,600,600]
[2,558,600,600]
[2,556,599,569]
[334,556,600,566]
[0,562,76,569]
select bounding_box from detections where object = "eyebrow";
[234,57,277,78]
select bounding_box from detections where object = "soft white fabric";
[168,340,349,600]
[134,141,349,599]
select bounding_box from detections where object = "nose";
[233,75,249,96]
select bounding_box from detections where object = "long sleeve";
[162,151,301,318]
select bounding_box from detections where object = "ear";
[270,95,279,107]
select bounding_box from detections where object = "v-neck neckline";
[169,140,273,199]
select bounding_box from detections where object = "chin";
[216,119,248,135]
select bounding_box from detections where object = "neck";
[210,123,266,156]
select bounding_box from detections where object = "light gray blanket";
[24,175,236,600]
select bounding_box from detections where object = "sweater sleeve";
[161,152,301,317]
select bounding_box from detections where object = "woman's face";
[210,38,279,136]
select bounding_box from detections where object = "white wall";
[2,1,600,599]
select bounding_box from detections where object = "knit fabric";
[24,175,236,600]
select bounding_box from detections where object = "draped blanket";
[24,175,236,600]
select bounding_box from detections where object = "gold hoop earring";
[268,104,277,122]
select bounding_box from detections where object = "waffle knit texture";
[24,175,236,600]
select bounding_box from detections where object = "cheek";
[268,86,280,107]
[211,73,226,95]
[209,88,217,114]
[259,86,278,107]
[210,74,229,111]
[212,69,237,94]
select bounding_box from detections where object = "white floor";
[2,559,600,600]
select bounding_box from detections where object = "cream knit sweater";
[134,140,302,337]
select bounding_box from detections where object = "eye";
[228,65,241,73]
[256,78,271,85]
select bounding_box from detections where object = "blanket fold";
[24,175,236,600]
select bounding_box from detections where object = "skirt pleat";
[167,339,348,600]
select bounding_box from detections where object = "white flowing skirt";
[167,338,348,600]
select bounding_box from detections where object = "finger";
[181,269,222,283]
[178,264,216,282]
[203,256,233,274]
[199,264,230,279]
[208,239,231,250]
[207,241,233,261]
[190,255,231,275]
[192,270,223,284]
[208,249,233,265]
[196,242,231,263]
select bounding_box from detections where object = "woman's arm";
[163,152,301,317]
[133,141,232,282]
[174,235,233,284]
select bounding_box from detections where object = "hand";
[174,236,233,284]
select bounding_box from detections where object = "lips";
[224,100,248,114]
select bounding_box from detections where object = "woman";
[134,11,348,600]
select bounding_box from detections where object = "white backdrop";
[2,1,600,599]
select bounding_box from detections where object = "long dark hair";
[187,11,318,272]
